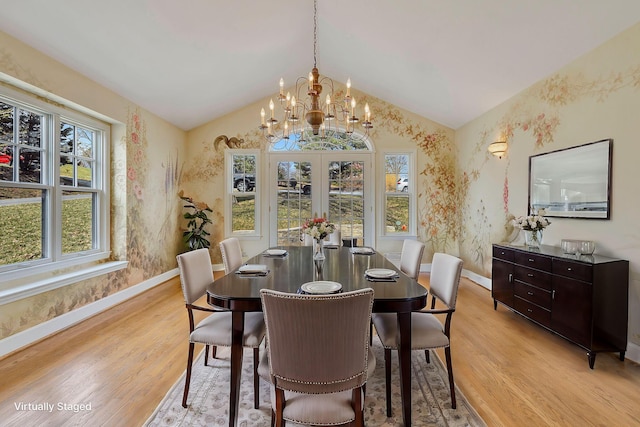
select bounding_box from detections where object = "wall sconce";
[488,141,508,158]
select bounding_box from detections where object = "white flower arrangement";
[302,216,335,241]
[513,208,551,232]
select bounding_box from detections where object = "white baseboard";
[0,268,179,359]
[463,269,491,290]
[626,342,640,364]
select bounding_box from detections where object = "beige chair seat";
[372,312,450,349]
[191,311,265,347]
[278,389,358,426]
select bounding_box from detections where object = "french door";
[269,152,373,247]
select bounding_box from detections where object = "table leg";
[228,311,245,427]
[397,311,412,427]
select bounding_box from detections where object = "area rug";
[145,339,485,426]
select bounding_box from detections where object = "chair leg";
[182,342,195,408]
[425,349,430,363]
[274,388,285,427]
[204,345,209,366]
[212,345,217,358]
[384,348,392,417]
[253,347,260,409]
[369,321,373,346]
[352,387,364,427]
[444,346,456,409]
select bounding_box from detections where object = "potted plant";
[178,190,212,250]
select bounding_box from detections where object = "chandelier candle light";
[513,208,551,248]
[259,0,372,143]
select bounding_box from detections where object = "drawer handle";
[528,258,535,262]
[527,308,533,313]
[501,251,505,255]
[527,273,534,277]
[567,267,572,271]
[527,291,534,296]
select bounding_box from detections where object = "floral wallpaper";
[457,57,640,277]
[0,107,184,339]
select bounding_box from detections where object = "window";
[0,91,110,279]
[226,149,260,237]
[383,153,415,236]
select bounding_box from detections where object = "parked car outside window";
[396,177,408,192]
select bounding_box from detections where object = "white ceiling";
[1,1,639,131]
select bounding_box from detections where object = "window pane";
[0,102,14,143]
[59,122,95,188]
[19,109,42,148]
[61,190,94,254]
[77,159,93,187]
[60,154,73,185]
[60,123,74,154]
[77,127,94,158]
[231,194,255,233]
[0,187,45,265]
[19,148,42,183]
[0,142,14,182]
[385,194,409,233]
[385,154,409,191]
[232,154,256,192]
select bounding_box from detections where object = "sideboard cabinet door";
[551,276,593,348]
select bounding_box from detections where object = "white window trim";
[0,84,111,284]
[225,148,261,239]
[379,150,417,240]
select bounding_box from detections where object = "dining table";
[207,245,428,427]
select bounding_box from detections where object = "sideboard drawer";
[493,246,514,262]
[514,265,552,291]
[514,297,551,328]
[553,259,593,282]
[514,251,552,272]
[514,281,551,309]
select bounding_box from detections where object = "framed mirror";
[528,139,612,219]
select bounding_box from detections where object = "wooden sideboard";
[492,243,629,369]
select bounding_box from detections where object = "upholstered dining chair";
[176,248,266,409]
[219,237,243,274]
[372,252,463,415]
[259,288,375,427]
[399,239,426,280]
[326,229,342,246]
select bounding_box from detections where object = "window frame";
[225,148,261,239]
[379,150,417,239]
[0,86,110,282]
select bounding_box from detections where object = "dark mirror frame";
[528,139,612,219]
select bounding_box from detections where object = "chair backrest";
[219,237,243,274]
[302,234,313,246]
[327,230,342,246]
[429,252,463,309]
[400,239,425,280]
[260,288,374,394]
[176,248,214,305]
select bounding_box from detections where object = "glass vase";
[313,238,325,260]
[524,229,543,248]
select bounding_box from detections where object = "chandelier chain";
[313,0,317,69]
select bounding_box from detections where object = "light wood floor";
[1,274,639,426]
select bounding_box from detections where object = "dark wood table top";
[207,245,428,313]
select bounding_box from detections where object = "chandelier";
[259,0,372,144]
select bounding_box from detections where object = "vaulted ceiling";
[1,1,639,131]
